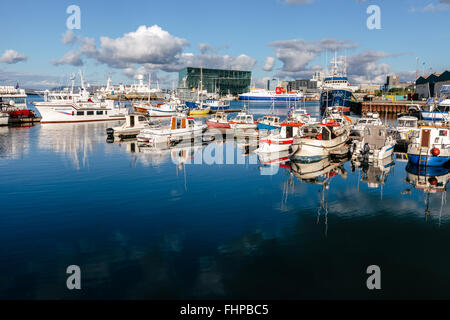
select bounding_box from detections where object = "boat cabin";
[397,116,418,129]
[261,115,280,124]
[362,126,389,151]
[126,113,148,127]
[232,113,254,123]
[170,116,196,130]
[301,125,338,140]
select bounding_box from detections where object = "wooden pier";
[9,117,41,124]
[358,101,426,115]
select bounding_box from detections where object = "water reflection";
[38,122,121,170]
[0,126,31,159]
[0,117,449,299]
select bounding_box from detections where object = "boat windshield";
[398,120,417,127]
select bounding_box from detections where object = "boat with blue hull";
[239,88,303,101]
[257,117,281,131]
[186,99,230,111]
[320,89,361,115]
[407,123,450,167]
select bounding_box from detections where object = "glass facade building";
[178,67,252,95]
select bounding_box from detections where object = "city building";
[178,67,252,96]
[287,79,318,92]
[416,71,450,98]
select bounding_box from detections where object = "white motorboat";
[107,113,157,140]
[351,112,383,137]
[394,116,419,142]
[137,114,207,146]
[229,108,257,130]
[291,121,350,163]
[34,72,127,123]
[351,125,396,162]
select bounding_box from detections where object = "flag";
[15,82,19,89]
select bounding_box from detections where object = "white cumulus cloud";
[0,50,27,64]
[263,57,275,71]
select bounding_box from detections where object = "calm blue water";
[0,100,449,299]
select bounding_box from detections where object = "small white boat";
[351,112,383,137]
[107,113,156,140]
[291,121,350,163]
[394,116,419,142]
[229,109,257,130]
[351,125,396,162]
[206,112,231,129]
[137,114,207,146]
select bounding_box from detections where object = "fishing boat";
[229,107,257,130]
[351,125,396,162]
[34,72,126,123]
[187,99,230,111]
[257,115,281,131]
[189,104,210,116]
[137,114,207,145]
[106,113,156,140]
[394,116,419,141]
[290,119,350,163]
[350,112,383,137]
[320,89,361,115]
[206,112,231,129]
[407,122,450,167]
[256,106,317,154]
[320,53,360,114]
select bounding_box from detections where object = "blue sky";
[0,0,449,88]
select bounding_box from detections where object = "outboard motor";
[361,142,370,162]
[106,128,114,135]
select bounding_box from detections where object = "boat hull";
[35,103,126,123]
[239,95,303,101]
[257,122,280,131]
[291,133,349,163]
[407,154,450,167]
[206,120,231,129]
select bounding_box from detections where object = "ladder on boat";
[417,147,429,185]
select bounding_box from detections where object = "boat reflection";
[287,157,349,235]
[351,156,395,199]
[405,163,449,221]
[38,122,118,169]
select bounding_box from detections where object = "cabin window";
[77,111,84,116]
[96,111,103,115]
[105,111,108,115]
[439,130,447,136]
[177,119,182,129]
[188,120,194,127]
[87,111,94,115]
[138,116,146,121]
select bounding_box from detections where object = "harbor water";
[0,100,449,299]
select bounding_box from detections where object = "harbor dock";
[356,101,427,115]
[9,117,42,124]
